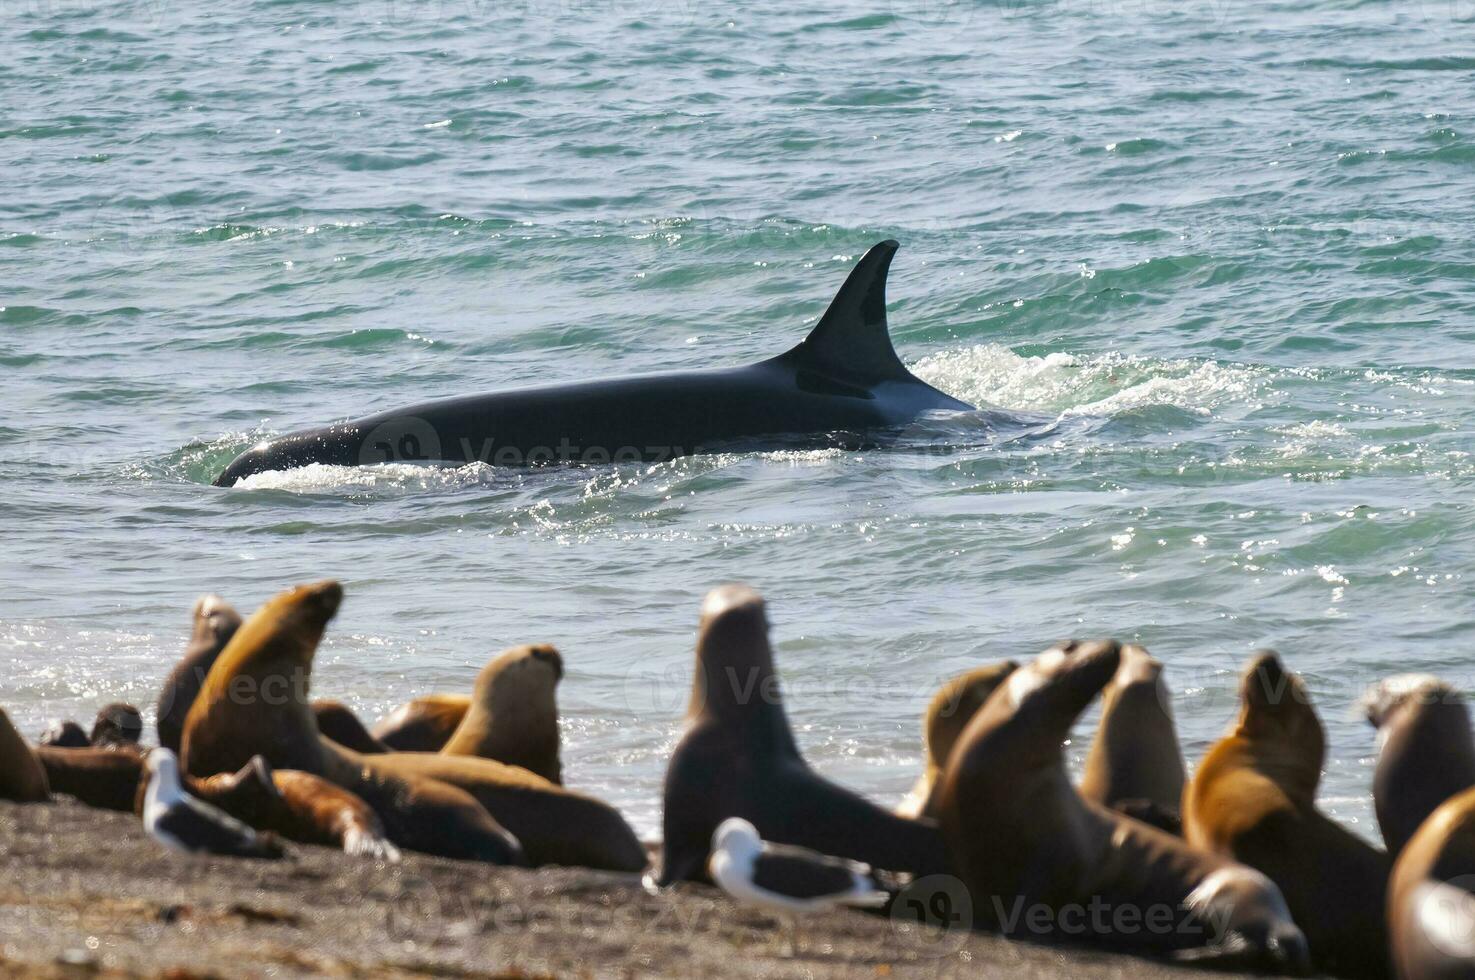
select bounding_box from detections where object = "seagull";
[708,817,889,955]
[142,750,284,859]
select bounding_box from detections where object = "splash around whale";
[212,240,976,487]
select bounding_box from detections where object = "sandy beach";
[0,799,1270,980]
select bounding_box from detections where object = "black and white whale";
[212,240,975,487]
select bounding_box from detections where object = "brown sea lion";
[0,708,49,802]
[654,584,948,887]
[35,745,142,810]
[312,700,389,754]
[157,594,242,754]
[935,640,1309,972]
[38,720,89,748]
[895,661,1017,819]
[1362,674,1475,857]
[1080,643,1186,834]
[440,644,563,783]
[1387,784,1475,980]
[180,581,521,865]
[151,756,399,861]
[372,694,470,752]
[91,703,143,748]
[349,751,644,870]
[181,580,639,870]
[1183,652,1391,979]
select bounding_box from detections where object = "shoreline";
[0,799,1262,979]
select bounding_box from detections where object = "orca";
[212,240,975,487]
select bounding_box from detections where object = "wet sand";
[0,799,1268,979]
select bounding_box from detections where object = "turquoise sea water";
[5,0,1475,840]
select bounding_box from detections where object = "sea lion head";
[225,580,342,673]
[1233,652,1324,802]
[157,594,245,754]
[1183,866,1312,976]
[1360,674,1457,737]
[195,755,284,824]
[923,661,1019,771]
[191,594,243,652]
[181,580,343,779]
[473,644,563,713]
[38,720,90,748]
[91,703,143,748]
[1003,639,1121,717]
[1113,642,1164,689]
[964,639,1122,770]
[689,584,777,717]
[443,644,564,782]
[1361,674,1475,855]
[1236,652,1322,740]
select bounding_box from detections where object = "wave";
[911,344,1271,419]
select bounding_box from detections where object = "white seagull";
[142,749,284,859]
[708,817,889,955]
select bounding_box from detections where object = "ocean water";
[5,0,1475,842]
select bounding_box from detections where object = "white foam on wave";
[911,343,1270,418]
[233,461,498,493]
[1270,420,1354,459]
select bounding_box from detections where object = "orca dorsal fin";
[784,239,913,385]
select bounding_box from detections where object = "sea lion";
[935,640,1309,972]
[1079,643,1186,834]
[181,580,639,870]
[312,700,389,754]
[1387,784,1475,980]
[91,703,144,748]
[38,720,89,748]
[155,756,399,861]
[440,644,563,783]
[895,661,1017,819]
[1183,652,1391,979]
[180,581,521,864]
[0,708,49,802]
[35,745,142,811]
[1362,674,1475,857]
[655,584,948,887]
[372,694,470,752]
[157,594,242,753]
[348,751,644,870]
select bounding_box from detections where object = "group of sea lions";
[1,580,1471,979]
